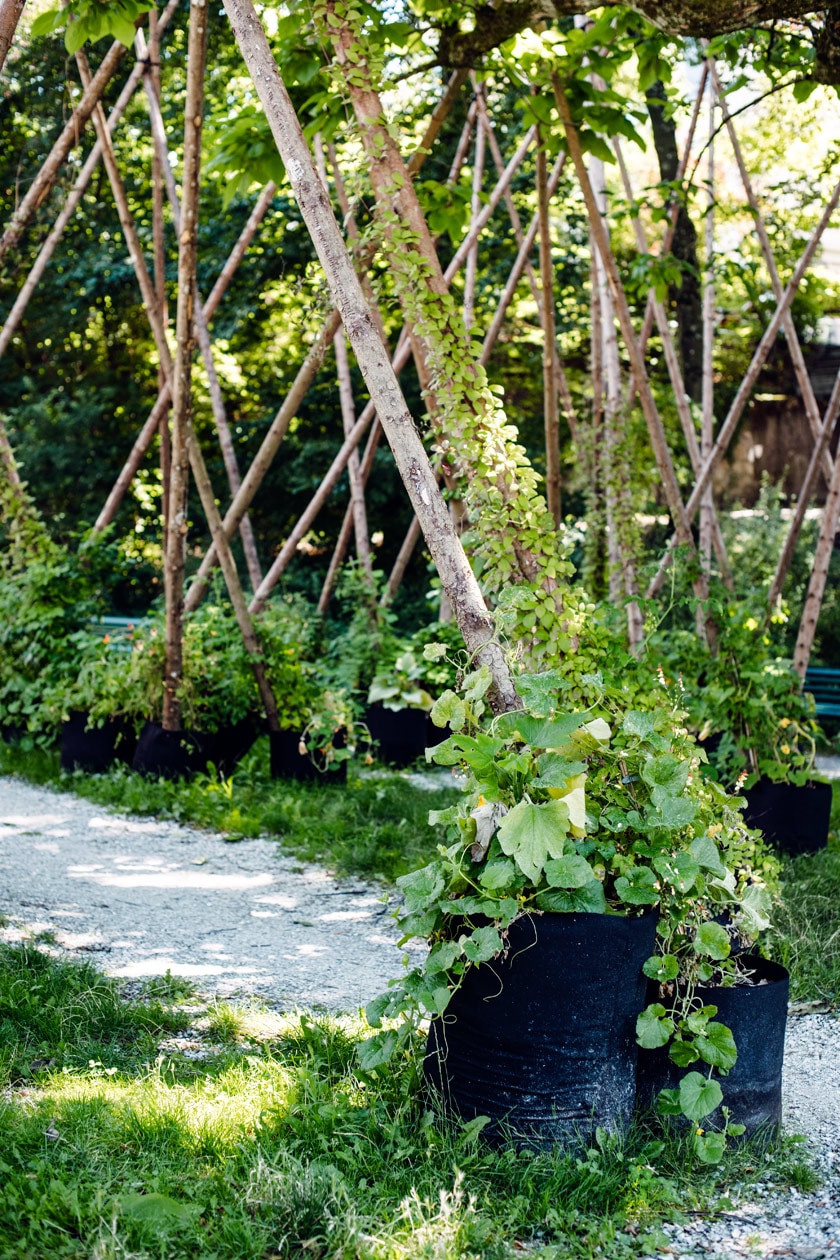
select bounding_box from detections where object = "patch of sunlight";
[68,868,274,891]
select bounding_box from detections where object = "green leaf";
[357,1030,398,1070]
[695,1021,737,1071]
[690,834,726,877]
[678,1071,723,1121]
[621,710,656,738]
[641,753,689,795]
[693,921,731,960]
[515,670,569,714]
[31,7,66,37]
[396,862,444,912]
[693,1130,727,1163]
[642,954,679,982]
[544,854,596,888]
[461,925,503,963]
[738,883,772,933]
[478,858,517,890]
[497,798,570,882]
[648,795,697,831]
[495,711,585,749]
[65,17,91,54]
[535,880,607,913]
[108,12,138,46]
[636,1003,674,1049]
[668,1038,699,1067]
[426,940,462,973]
[614,867,659,905]
[430,690,466,731]
[792,79,818,103]
[533,752,587,788]
[655,1087,683,1116]
[653,851,699,893]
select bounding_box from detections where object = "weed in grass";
[141,970,200,1004]
[205,1001,246,1044]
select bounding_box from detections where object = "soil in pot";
[60,710,137,774]
[364,705,428,767]
[424,910,657,1147]
[636,954,789,1138]
[269,729,347,784]
[743,778,831,855]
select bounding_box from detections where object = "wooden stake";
[698,86,716,600]
[553,77,715,636]
[0,0,26,75]
[223,0,518,712]
[463,112,485,332]
[646,175,840,599]
[0,0,180,364]
[709,60,834,487]
[537,126,561,527]
[0,36,130,260]
[161,0,207,731]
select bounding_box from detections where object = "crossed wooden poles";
[2,2,840,726]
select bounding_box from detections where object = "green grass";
[0,738,456,882]
[0,942,818,1260]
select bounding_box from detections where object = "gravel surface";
[1,774,839,1258]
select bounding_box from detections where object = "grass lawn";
[0,741,836,1257]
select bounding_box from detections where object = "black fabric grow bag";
[636,954,789,1136]
[364,705,428,767]
[743,778,831,855]
[424,910,657,1146]
[131,719,259,780]
[60,710,137,773]
[269,729,347,783]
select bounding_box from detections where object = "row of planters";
[364,660,792,1159]
[0,565,463,779]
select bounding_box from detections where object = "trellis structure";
[2,0,840,723]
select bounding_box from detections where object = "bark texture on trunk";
[222,0,519,712]
[163,0,208,731]
[0,0,26,76]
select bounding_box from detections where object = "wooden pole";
[0,0,25,75]
[0,0,181,364]
[709,59,834,487]
[537,126,561,527]
[92,176,278,534]
[698,87,716,600]
[769,364,840,609]
[161,0,207,731]
[793,438,840,677]
[463,112,485,333]
[646,175,840,599]
[0,36,130,260]
[149,9,171,532]
[222,0,518,711]
[553,77,715,636]
[611,137,733,590]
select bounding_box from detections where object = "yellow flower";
[781,743,791,755]
[744,616,759,632]
[779,717,791,729]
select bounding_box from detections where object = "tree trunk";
[646,80,703,402]
[162,0,208,731]
[221,0,519,713]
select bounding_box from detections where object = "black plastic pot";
[636,954,789,1137]
[364,704,429,767]
[269,729,347,784]
[0,722,23,744]
[424,910,657,1147]
[201,717,261,778]
[60,710,137,774]
[743,777,831,856]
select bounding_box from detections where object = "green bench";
[804,667,840,719]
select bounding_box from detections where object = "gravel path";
[1,775,839,1258]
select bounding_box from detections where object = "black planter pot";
[60,710,137,774]
[743,777,831,856]
[636,954,789,1137]
[364,704,429,767]
[0,722,23,744]
[424,910,657,1147]
[269,729,347,783]
[131,718,261,780]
